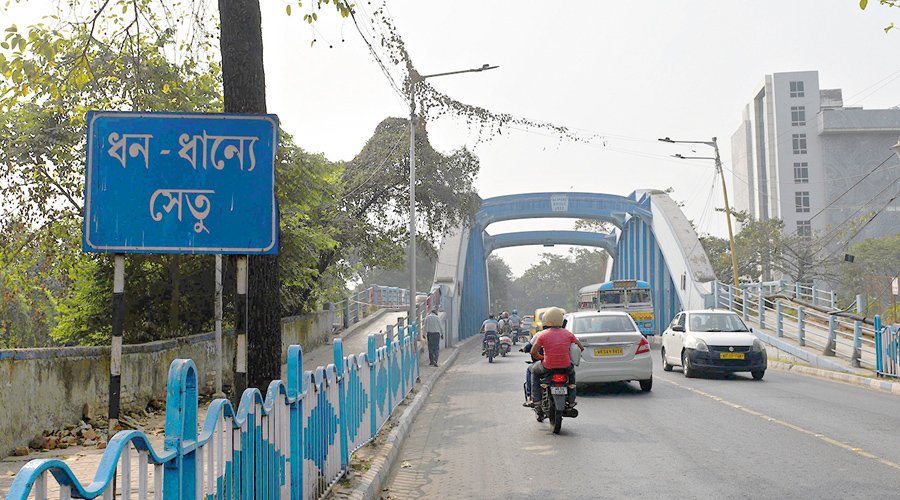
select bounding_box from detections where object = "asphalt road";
[382,340,900,499]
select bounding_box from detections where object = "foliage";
[286,117,482,313]
[355,244,437,295]
[859,0,900,32]
[510,248,609,314]
[836,233,900,314]
[0,9,224,345]
[276,133,344,314]
[573,219,614,234]
[487,255,513,314]
[699,211,845,285]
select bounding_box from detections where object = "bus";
[578,280,655,336]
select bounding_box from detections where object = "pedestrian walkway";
[0,308,417,498]
[715,294,900,395]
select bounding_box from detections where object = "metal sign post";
[109,254,125,436]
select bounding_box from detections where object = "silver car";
[564,311,653,391]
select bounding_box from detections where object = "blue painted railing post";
[343,298,350,329]
[728,285,734,312]
[758,287,765,330]
[811,285,818,306]
[397,328,406,398]
[741,285,749,322]
[798,307,806,347]
[856,294,864,315]
[163,359,198,500]
[412,324,421,382]
[287,345,303,500]
[776,301,783,337]
[875,315,883,374]
[831,290,837,310]
[852,321,862,368]
[334,339,349,471]
[386,335,393,414]
[824,314,836,356]
[714,281,720,308]
[795,282,801,301]
[367,334,377,440]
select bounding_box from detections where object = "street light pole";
[660,137,740,288]
[407,64,498,326]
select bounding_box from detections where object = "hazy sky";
[6,0,900,277]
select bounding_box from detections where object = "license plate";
[487,341,496,347]
[720,352,744,360]
[550,386,567,395]
[594,347,624,356]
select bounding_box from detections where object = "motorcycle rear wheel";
[550,405,562,434]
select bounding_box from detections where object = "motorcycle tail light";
[636,336,650,355]
[550,374,568,383]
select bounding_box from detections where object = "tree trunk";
[219,0,281,392]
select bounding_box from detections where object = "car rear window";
[573,316,637,334]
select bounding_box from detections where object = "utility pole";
[407,64,498,325]
[660,137,740,288]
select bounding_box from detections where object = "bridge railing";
[713,281,877,370]
[875,316,900,378]
[5,328,421,500]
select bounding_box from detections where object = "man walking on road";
[423,309,444,366]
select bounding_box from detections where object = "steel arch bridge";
[430,190,717,342]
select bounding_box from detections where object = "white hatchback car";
[661,310,767,380]
[564,310,653,391]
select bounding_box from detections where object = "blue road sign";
[84,111,279,254]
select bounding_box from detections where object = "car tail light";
[550,374,568,383]
[636,336,650,355]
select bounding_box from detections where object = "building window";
[795,191,810,213]
[792,134,807,154]
[797,220,811,237]
[793,162,809,183]
[790,81,805,98]
[791,106,806,126]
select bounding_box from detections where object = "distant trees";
[496,249,609,314]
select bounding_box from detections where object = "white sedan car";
[564,311,653,391]
[661,309,767,380]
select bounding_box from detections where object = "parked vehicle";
[564,310,653,391]
[483,332,500,363]
[499,333,512,357]
[661,310,767,380]
[527,365,578,434]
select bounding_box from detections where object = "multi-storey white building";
[731,71,900,243]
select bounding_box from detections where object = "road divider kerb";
[768,360,900,396]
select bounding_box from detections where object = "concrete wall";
[0,310,332,459]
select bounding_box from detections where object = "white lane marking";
[660,377,900,472]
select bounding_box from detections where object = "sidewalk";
[734,302,900,396]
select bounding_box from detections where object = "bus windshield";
[628,289,651,305]
[598,290,624,305]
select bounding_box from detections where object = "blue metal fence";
[5,328,420,500]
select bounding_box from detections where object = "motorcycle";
[483,332,500,363]
[498,333,512,357]
[526,366,578,434]
[514,327,529,344]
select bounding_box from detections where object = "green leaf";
[0,42,7,50]
[286,5,291,15]
[860,0,868,8]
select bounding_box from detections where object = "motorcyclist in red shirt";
[528,307,583,407]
